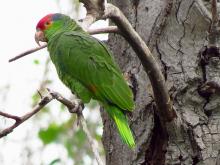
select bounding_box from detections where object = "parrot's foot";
[47,88,84,117]
[68,101,84,114]
[68,101,84,125]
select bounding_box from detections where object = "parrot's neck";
[45,18,84,41]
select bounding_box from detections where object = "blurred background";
[0,0,108,164]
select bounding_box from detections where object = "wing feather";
[49,31,134,111]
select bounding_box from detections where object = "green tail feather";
[105,105,135,148]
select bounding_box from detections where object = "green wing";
[48,31,134,111]
[58,71,93,103]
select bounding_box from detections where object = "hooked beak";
[35,30,47,46]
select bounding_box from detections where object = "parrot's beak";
[35,30,47,46]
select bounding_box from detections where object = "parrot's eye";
[45,21,51,26]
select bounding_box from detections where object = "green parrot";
[35,13,135,148]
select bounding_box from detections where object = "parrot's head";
[35,13,82,46]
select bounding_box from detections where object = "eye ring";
[45,21,50,26]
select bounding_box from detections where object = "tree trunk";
[101,0,220,164]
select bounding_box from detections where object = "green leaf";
[95,133,102,141]
[45,79,52,84]
[48,158,61,165]
[32,93,40,105]
[64,128,86,157]
[38,123,63,144]
[65,140,74,157]
[74,129,86,147]
[59,103,66,111]
[33,59,40,65]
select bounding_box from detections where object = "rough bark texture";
[101,0,220,164]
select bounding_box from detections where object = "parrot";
[35,13,135,148]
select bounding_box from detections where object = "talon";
[68,101,84,114]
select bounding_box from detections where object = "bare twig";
[0,90,104,165]
[104,4,175,122]
[79,115,104,165]
[9,26,118,63]
[47,89,103,165]
[9,44,47,62]
[79,0,105,29]
[0,111,21,121]
[89,26,119,35]
[48,89,104,165]
[37,90,43,99]
[0,94,53,138]
[47,89,79,113]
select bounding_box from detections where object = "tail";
[105,105,135,148]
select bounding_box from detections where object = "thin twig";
[0,111,21,121]
[9,44,47,62]
[9,26,118,63]
[48,90,103,165]
[0,90,104,165]
[89,26,119,35]
[47,89,104,165]
[0,94,53,138]
[47,89,78,112]
[37,90,43,99]
[79,115,104,165]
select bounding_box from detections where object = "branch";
[0,90,104,165]
[48,89,80,113]
[79,115,104,165]
[9,44,47,62]
[0,111,21,121]
[8,26,118,63]
[89,26,119,35]
[104,4,176,122]
[79,0,105,29]
[48,90,104,165]
[0,94,53,138]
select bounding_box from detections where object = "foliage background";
[0,0,107,164]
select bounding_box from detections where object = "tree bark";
[101,0,220,164]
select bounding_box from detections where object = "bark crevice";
[103,0,220,164]
[145,111,168,165]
